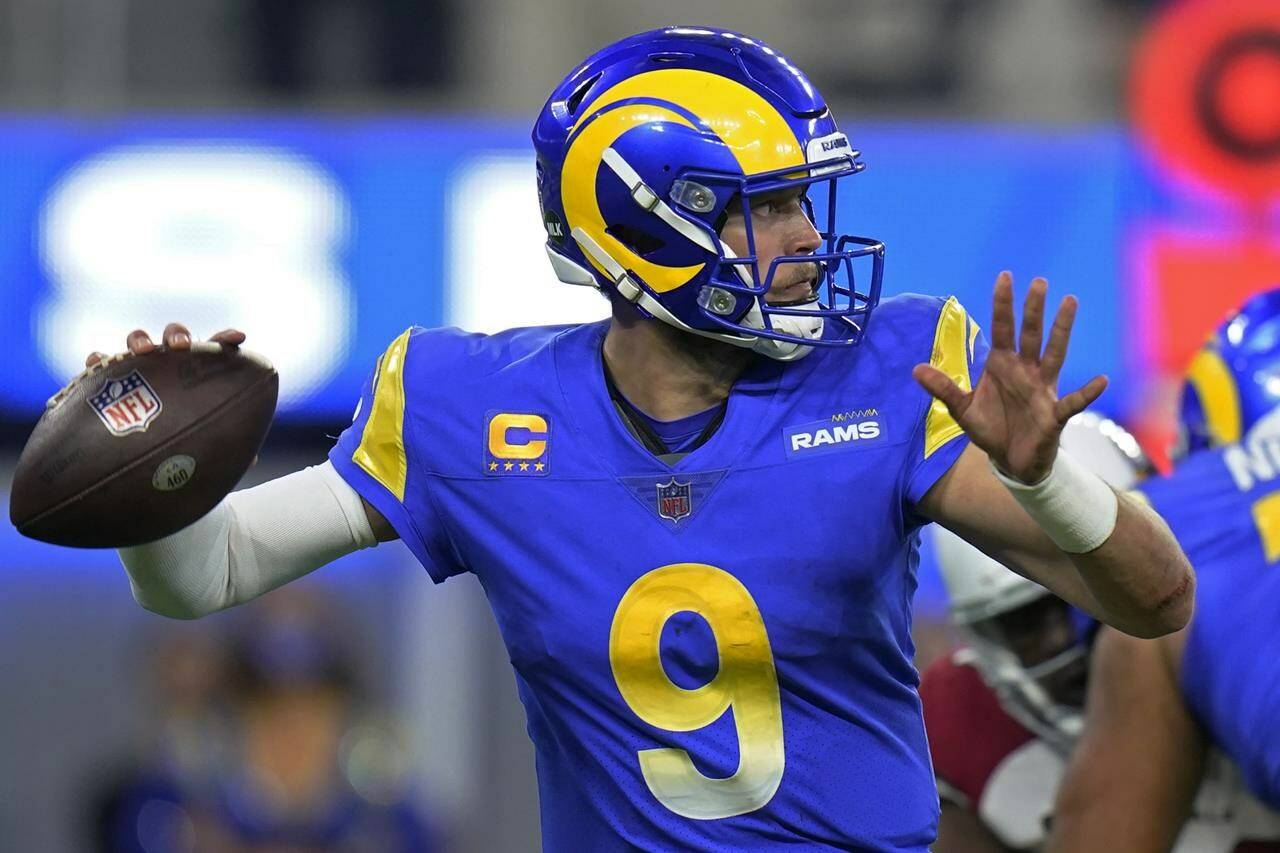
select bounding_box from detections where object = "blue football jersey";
[1141,439,1280,808]
[329,294,989,851]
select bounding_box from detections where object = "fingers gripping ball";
[10,343,278,548]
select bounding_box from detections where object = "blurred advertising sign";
[1129,228,1280,376]
[39,146,354,407]
[446,154,608,334]
[1131,0,1280,205]
[0,119,467,422]
[1127,0,1280,462]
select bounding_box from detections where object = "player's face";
[719,187,823,305]
[975,596,1090,708]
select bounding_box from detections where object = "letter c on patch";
[488,413,548,459]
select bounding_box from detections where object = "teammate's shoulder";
[1143,442,1259,505]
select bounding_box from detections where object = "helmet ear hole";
[712,192,740,235]
[565,72,603,116]
[606,224,666,257]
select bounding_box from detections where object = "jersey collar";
[553,321,793,475]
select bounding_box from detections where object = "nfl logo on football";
[656,478,692,523]
[88,370,163,436]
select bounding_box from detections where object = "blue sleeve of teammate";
[903,296,990,506]
[329,327,467,583]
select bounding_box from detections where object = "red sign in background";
[1129,0,1280,464]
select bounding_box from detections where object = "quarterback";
[102,28,1191,850]
[1050,291,1280,853]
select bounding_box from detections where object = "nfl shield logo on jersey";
[88,370,163,436]
[656,478,692,523]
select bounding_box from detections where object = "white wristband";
[991,450,1119,554]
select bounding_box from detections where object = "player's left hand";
[912,271,1108,484]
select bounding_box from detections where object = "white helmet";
[932,413,1152,750]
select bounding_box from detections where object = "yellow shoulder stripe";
[353,328,413,501]
[924,297,972,459]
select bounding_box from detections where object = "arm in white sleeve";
[118,461,377,619]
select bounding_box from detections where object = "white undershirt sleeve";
[118,461,377,619]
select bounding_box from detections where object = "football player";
[922,414,1151,851]
[1049,290,1280,853]
[97,28,1192,850]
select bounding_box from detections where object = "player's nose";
[787,210,822,256]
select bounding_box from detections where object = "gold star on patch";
[534,461,545,472]
[519,462,530,471]
[503,461,514,471]
[488,461,498,471]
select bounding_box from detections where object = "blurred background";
[2,0,1279,849]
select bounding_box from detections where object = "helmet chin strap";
[717,241,824,362]
[738,298,823,362]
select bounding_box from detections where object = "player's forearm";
[118,462,377,619]
[924,446,1192,638]
[1000,491,1192,639]
[983,445,1192,638]
[119,498,235,618]
[1058,492,1193,639]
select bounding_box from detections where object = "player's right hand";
[83,323,246,368]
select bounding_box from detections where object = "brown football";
[9,343,278,548]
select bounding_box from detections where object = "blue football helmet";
[532,27,884,361]
[1178,287,1280,456]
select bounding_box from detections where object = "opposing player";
[922,414,1151,852]
[1049,290,1280,852]
[99,28,1192,850]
